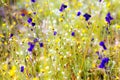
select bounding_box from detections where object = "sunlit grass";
[0,0,120,80]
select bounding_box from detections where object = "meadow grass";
[0,0,120,80]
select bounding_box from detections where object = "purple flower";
[31,0,36,3]
[21,13,25,16]
[77,11,81,16]
[28,42,32,45]
[31,23,35,26]
[39,42,43,47]
[59,4,67,12]
[91,38,94,41]
[10,34,14,38]
[33,12,36,15]
[99,0,102,2]
[34,38,38,43]
[27,18,32,23]
[83,13,91,21]
[105,12,113,24]
[20,66,24,72]
[71,32,75,36]
[99,41,107,50]
[106,27,108,31]
[28,42,35,52]
[54,31,57,36]
[99,57,109,68]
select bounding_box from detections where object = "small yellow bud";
[38,9,43,13]
[0,34,4,37]
[25,4,29,8]
[33,77,39,80]
[107,2,111,8]
[116,25,120,29]
[59,18,63,22]
[2,23,6,27]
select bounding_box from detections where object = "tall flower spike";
[59,4,67,12]
[99,57,109,68]
[105,12,113,24]
[99,41,107,50]
[83,13,91,21]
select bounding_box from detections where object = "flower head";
[21,13,25,16]
[27,18,32,23]
[54,31,57,36]
[34,38,38,43]
[99,0,102,2]
[28,42,35,52]
[83,13,91,21]
[31,22,36,26]
[33,12,36,15]
[91,38,94,41]
[10,34,14,38]
[99,41,107,50]
[31,0,36,3]
[77,11,81,16]
[105,12,113,24]
[59,4,67,12]
[71,32,75,36]
[20,66,24,72]
[39,42,44,47]
[99,57,109,68]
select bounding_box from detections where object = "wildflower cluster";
[0,0,120,80]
